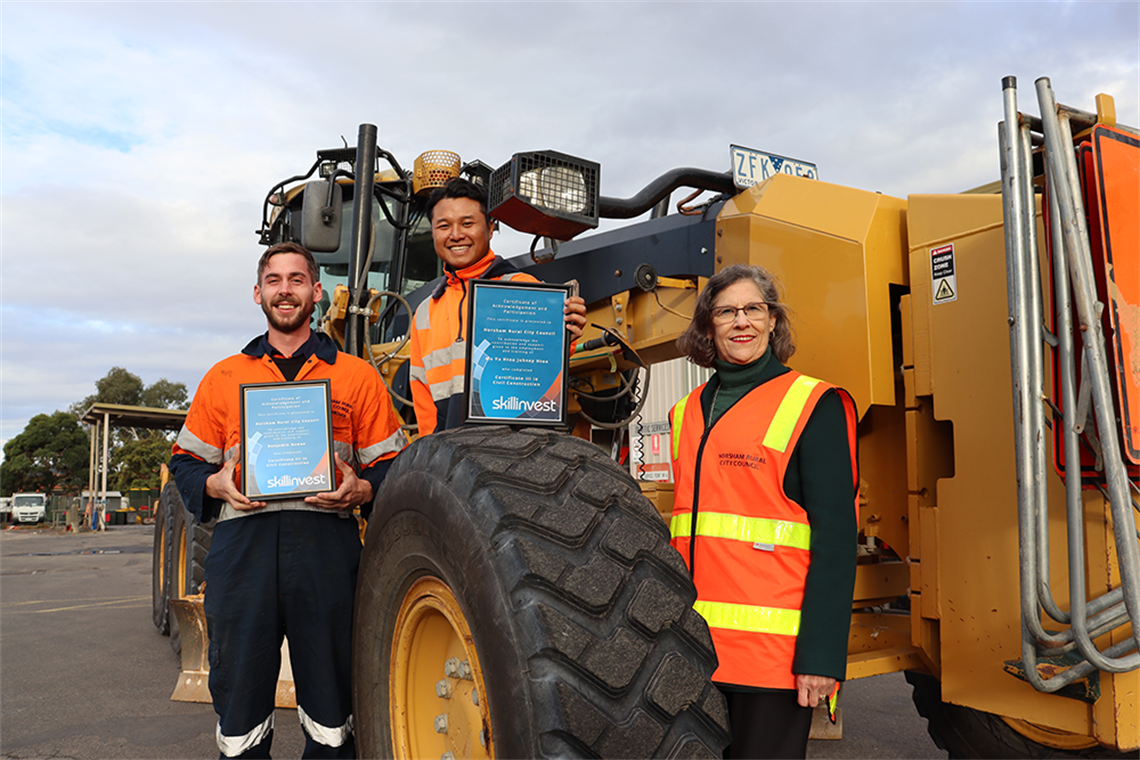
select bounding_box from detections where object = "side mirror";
[300,179,343,252]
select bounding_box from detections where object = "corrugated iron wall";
[629,357,712,482]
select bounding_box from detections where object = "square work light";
[488,151,600,240]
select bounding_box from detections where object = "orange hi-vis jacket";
[172,335,407,522]
[668,371,858,689]
[409,250,538,436]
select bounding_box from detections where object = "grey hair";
[675,264,795,367]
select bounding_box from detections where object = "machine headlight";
[488,150,599,240]
[518,165,589,214]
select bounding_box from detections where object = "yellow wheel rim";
[390,576,493,760]
[1001,716,1099,751]
[176,523,187,598]
[157,526,166,591]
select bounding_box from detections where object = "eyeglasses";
[711,302,770,324]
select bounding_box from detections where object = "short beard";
[262,299,314,334]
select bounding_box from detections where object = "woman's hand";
[795,673,837,708]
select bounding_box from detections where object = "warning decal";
[635,463,671,481]
[931,244,958,304]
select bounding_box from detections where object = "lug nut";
[434,714,448,734]
[436,679,453,699]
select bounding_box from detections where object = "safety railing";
[998,75,1140,692]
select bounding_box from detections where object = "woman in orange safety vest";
[670,264,858,759]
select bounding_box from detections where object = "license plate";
[731,145,818,189]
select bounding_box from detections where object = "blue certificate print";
[239,379,335,499]
[464,280,570,427]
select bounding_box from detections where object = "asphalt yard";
[0,523,943,759]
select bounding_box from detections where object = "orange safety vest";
[668,371,858,689]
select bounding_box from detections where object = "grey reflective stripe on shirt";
[428,373,466,402]
[414,300,433,331]
[217,713,273,757]
[217,499,337,522]
[334,440,353,463]
[176,425,222,465]
[297,706,354,748]
[358,429,407,467]
[421,341,465,373]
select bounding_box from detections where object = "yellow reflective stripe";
[762,376,821,453]
[669,511,810,550]
[693,600,800,636]
[671,394,690,462]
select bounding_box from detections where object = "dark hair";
[676,264,795,367]
[426,177,490,224]
[257,241,319,285]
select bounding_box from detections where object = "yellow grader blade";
[169,594,297,709]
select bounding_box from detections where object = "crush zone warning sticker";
[931,244,958,304]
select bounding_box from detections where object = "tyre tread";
[151,484,176,634]
[445,427,727,757]
[356,426,730,758]
[906,670,1130,759]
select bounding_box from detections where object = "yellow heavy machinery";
[154,76,1139,757]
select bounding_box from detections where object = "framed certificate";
[239,379,335,500]
[464,279,571,428]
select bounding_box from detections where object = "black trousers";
[204,511,361,759]
[720,687,813,759]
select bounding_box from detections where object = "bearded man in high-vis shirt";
[170,242,407,759]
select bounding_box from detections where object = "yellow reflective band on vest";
[693,600,801,636]
[669,511,811,550]
[762,375,821,452]
[671,393,690,461]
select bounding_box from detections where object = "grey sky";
[2,1,1138,452]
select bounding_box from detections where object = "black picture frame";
[463,279,571,428]
[239,379,336,500]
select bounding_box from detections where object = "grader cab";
[153,76,1139,757]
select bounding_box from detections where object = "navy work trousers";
[719,687,814,759]
[204,511,361,759]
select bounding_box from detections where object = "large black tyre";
[168,486,188,655]
[906,671,1132,759]
[164,484,214,655]
[353,426,730,759]
[151,483,177,634]
[184,514,213,596]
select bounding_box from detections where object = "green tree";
[71,366,145,414]
[0,412,89,496]
[71,367,189,416]
[141,378,189,411]
[112,432,176,491]
[67,367,190,492]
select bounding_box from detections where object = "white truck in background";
[11,493,46,524]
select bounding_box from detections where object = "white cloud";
[2,0,1137,457]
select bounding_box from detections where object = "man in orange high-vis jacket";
[669,263,858,759]
[170,242,407,759]
[409,177,586,436]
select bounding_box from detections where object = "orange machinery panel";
[1092,126,1139,464]
[1047,125,1139,479]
